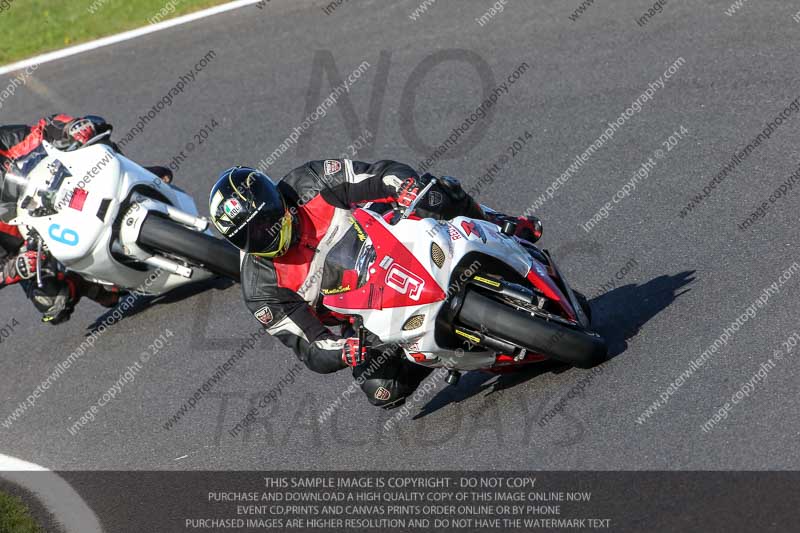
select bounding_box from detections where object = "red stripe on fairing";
[323,208,445,311]
[525,265,576,321]
[273,195,335,292]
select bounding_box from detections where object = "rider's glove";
[436,175,468,201]
[15,250,42,280]
[342,337,368,367]
[65,118,97,146]
[1,250,42,286]
[396,177,421,209]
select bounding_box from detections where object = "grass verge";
[0,0,231,65]
[0,491,42,533]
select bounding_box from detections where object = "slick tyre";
[138,213,241,282]
[457,289,606,368]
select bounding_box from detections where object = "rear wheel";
[138,213,241,282]
[457,289,606,369]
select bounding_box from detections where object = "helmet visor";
[249,210,293,258]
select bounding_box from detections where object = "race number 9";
[48,224,79,246]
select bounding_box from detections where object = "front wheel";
[137,213,241,282]
[457,289,606,369]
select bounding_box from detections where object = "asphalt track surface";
[2,0,800,477]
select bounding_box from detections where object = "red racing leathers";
[241,159,486,375]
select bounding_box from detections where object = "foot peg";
[445,370,461,386]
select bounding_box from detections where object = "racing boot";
[27,273,79,325]
[355,352,434,409]
[81,279,122,308]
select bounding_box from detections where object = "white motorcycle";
[2,135,239,299]
[322,179,607,383]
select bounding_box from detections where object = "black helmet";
[209,167,293,257]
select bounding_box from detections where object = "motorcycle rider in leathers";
[0,114,172,323]
[209,161,542,408]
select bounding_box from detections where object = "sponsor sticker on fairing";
[460,220,486,243]
[321,285,352,295]
[68,188,89,211]
[447,224,462,241]
[324,160,342,175]
[254,306,273,326]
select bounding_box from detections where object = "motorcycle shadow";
[83,276,235,336]
[413,270,696,419]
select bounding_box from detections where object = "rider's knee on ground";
[360,377,411,407]
[354,354,434,407]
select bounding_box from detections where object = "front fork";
[448,276,541,363]
[516,241,591,329]
[540,249,591,329]
[447,265,590,367]
[23,231,52,289]
[118,192,209,278]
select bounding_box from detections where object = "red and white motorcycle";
[321,179,607,383]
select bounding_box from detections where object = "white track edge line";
[0,453,104,533]
[0,0,262,76]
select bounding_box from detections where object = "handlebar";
[387,176,438,225]
[76,130,112,150]
[399,176,437,222]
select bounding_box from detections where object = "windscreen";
[320,217,375,293]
